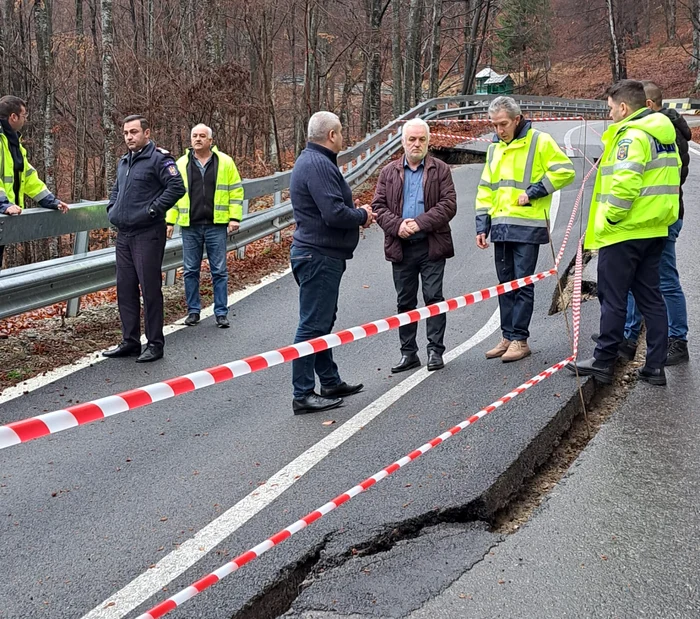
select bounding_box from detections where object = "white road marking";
[689,147,700,157]
[564,120,604,158]
[0,268,292,406]
[81,310,501,619]
[83,190,566,619]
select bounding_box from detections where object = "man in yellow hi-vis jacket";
[0,95,69,269]
[568,80,680,386]
[166,124,244,328]
[475,96,575,362]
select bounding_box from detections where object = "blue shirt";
[194,155,212,178]
[402,158,425,239]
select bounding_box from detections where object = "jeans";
[290,245,346,399]
[596,237,667,368]
[391,239,446,355]
[182,224,229,317]
[494,242,540,341]
[624,219,688,341]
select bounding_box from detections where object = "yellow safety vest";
[475,125,576,244]
[166,146,244,226]
[585,108,681,250]
[0,132,53,208]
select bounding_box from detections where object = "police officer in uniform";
[568,80,681,386]
[103,115,186,362]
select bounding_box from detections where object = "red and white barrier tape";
[430,116,585,123]
[555,162,597,268]
[0,270,557,451]
[135,241,586,619]
[572,238,584,357]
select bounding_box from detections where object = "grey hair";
[402,118,430,139]
[191,123,213,139]
[488,96,521,119]
[307,111,341,143]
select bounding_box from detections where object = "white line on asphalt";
[689,146,700,156]
[81,310,501,619]
[564,120,604,158]
[83,189,565,619]
[0,268,292,406]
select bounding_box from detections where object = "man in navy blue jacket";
[103,115,185,363]
[289,111,374,414]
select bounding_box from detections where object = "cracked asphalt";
[0,122,611,619]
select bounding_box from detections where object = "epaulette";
[156,146,171,155]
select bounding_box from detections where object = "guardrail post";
[237,199,250,259]
[164,224,180,287]
[273,190,282,243]
[347,160,353,172]
[66,230,89,317]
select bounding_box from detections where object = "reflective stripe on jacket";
[584,108,681,250]
[166,146,244,226]
[475,123,575,244]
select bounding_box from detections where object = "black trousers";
[596,237,667,368]
[391,239,446,356]
[494,242,540,341]
[115,225,166,348]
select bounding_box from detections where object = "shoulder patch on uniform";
[166,164,178,176]
[618,138,632,145]
[616,143,629,160]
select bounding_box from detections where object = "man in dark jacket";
[103,115,186,362]
[618,81,691,365]
[289,111,373,415]
[373,118,457,373]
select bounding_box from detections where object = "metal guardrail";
[0,95,607,320]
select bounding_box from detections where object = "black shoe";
[216,315,230,328]
[292,393,343,415]
[136,345,164,363]
[566,357,614,384]
[103,342,141,358]
[320,382,364,397]
[184,313,200,326]
[666,338,689,366]
[590,333,637,361]
[637,366,666,386]
[427,351,444,371]
[391,354,421,373]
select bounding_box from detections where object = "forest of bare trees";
[0,0,697,214]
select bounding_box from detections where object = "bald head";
[641,81,663,111]
[307,111,344,154]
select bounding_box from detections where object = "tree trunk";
[74,0,87,200]
[101,0,117,191]
[404,0,422,109]
[694,0,700,86]
[392,0,403,116]
[461,0,483,96]
[664,0,676,41]
[366,0,383,131]
[606,0,627,81]
[412,0,424,105]
[428,0,442,99]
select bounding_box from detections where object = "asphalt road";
[0,121,599,619]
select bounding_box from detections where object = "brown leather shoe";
[485,338,511,359]
[502,340,531,363]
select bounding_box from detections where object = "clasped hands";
[355,199,375,228]
[398,218,420,239]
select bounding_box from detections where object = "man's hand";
[4,205,21,215]
[398,220,415,239]
[56,201,70,214]
[476,233,489,249]
[166,224,174,239]
[517,192,531,206]
[359,204,374,228]
[227,221,240,235]
[405,219,420,234]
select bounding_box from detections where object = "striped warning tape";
[0,269,557,451]
[430,116,585,123]
[431,132,494,143]
[135,235,586,619]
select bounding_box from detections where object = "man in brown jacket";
[373,118,457,373]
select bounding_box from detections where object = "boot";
[485,338,511,359]
[502,340,531,363]
[666,338,689,366]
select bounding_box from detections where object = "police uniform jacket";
[107,141,186,233]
